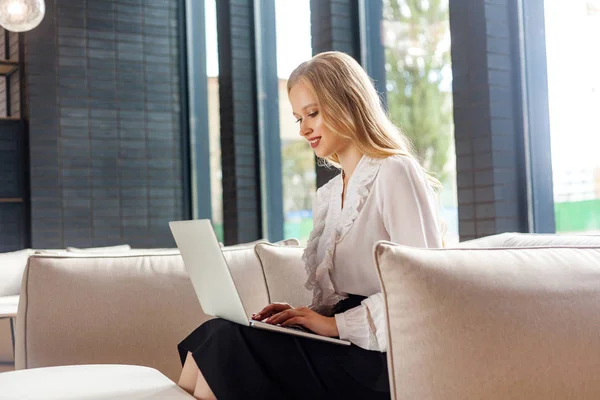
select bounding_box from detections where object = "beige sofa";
[14,242,306,382]
[10,233,600,397]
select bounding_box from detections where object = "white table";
[0,364,195,399]
[0,295,18,365]
[0,295,18,318]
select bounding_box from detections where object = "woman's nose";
[299,121,312,137]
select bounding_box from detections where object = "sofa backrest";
[502,233,600,247]
[254,243,313,308]
[15,244,274,382]
[453,233,512,248]
[375,243,600,399]
[456,232,600,248]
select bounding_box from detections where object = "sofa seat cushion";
[375,243,600,400]
[0,364,194,399]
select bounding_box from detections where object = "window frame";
[516,0,556,233]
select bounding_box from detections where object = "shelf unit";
[0,59,18,76]
[0,27,28,251]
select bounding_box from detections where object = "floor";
[0,364,13,373]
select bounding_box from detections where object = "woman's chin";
[314,147,331,159]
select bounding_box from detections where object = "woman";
[177,51,443,399]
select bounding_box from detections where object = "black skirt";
[178,295,390,400]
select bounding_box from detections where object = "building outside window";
[545,0,600,233]
[204,0,224,241]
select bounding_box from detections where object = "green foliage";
[281,140,316,212]
[384,0,453,183]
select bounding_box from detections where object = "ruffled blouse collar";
[301,155,384,314]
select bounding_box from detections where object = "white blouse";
[302,154,443,352]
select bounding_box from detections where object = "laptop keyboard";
[252,320,315,334]
[282,324,312,333]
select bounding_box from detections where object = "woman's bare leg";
[178,352,199,395]
[179,351,216,400]
[193,367,217,400]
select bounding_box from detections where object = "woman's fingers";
[253,304,275,320]
[266,309,304,325]
[265,311,288,325]
[252,303,291,320]
[254,304,273,319]
[263,310,283,324]
[281,316,306,327]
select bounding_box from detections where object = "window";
[381,0,458,244]
[205,0,223,241]
[275,0,316,245]
[545,0,600,233]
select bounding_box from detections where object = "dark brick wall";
[216,0,262,245]
[24,0,186,249]
[449,0,528,241]
[310,0,360,188]
[311,0,360,59]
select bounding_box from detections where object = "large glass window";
[205,0,223,241]
[545,0,600,233]
[275,0,316,244]
[381,0,458,245]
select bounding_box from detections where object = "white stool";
[0,295,18,366]
[0,364,194,399]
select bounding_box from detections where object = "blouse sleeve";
[377,155,443,248]
[334,156,443,352]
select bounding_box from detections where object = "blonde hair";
[287,51,442,190]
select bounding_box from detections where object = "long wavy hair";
[287,51,442,190]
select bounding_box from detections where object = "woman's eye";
[295,111,318,124]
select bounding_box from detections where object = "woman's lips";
[309,137,321,149]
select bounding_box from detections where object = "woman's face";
[289,81,347,159]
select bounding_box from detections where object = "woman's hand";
[252,303,292,322]
[265,306,339,338]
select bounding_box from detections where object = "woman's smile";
[308,137,321,148]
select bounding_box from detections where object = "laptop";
[169,219,350,346]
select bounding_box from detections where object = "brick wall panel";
[25,0,185,248]
[450,0,528,240]
[216,0,262,245]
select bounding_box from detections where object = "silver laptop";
[169,219,350,346]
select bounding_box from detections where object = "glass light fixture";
[0,0,45,32]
